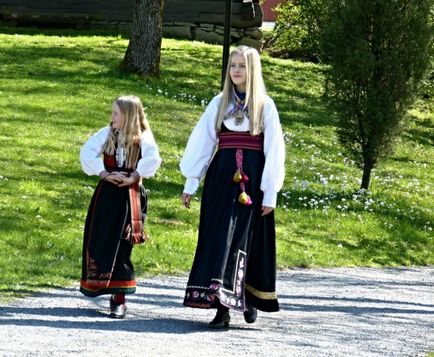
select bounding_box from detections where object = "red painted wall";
[262,0,282,22]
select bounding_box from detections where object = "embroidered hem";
[184,250,247,311]
[80,279,136,297]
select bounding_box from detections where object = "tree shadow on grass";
[402,126,434,146]
[1,34,336,132]
[0,26,130,38]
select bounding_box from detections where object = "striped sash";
[218,131,264,151]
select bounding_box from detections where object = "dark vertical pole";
[221,0,232,89]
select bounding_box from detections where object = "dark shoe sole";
[109,312,126,319]
[109,313,126,319]
[208,321,230,329]
[244,306,257,324]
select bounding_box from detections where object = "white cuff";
[183,177,200,195]
[262,190,277,208]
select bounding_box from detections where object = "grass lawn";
[0,27,433,298]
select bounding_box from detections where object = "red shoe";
[109,296,127,319]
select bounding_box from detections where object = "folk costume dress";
[180,91,285,312]
[79,127,161,297]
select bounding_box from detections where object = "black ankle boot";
[243,305,257,324]
[209,306,230,329]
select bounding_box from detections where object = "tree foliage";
[321,0,434,189]
[266,0,331,61]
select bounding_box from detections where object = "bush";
[265,0,330,62]
[321,0,434,189]
[420,62,434,101]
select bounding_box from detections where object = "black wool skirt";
[80,180,147,297]
[184,147,279,312]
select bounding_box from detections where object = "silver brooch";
[234,110,245,125]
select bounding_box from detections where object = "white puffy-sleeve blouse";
[180,93,285,208]
[80,126,162,178]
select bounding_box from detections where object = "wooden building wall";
[0,0,262,28]
[0,0,264,49]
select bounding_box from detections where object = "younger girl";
[80,95,161,319]
[181,46,285,328]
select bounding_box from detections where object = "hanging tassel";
[235,148,253,205]
[238,192,252,206]
[233,169,243,182]
[233,170,249,183]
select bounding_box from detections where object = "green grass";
[0,27,433,298]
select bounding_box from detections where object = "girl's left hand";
[261,206,274,216]
[118,171,140,187]
[181,193,192,208]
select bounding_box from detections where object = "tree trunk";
[361,158,373,190]
[120,0,163,77]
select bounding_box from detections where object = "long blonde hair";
[103,95,150,169]
[215,46,266,135]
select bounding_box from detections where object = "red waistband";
[218,131,264,151]
[103,154,135,173]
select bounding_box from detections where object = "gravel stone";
[1,267,433,356]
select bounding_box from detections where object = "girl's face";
[111,102,123,129]
[229,53,247,92]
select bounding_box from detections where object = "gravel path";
[1,267,433,356]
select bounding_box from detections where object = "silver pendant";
[116,146,125,167]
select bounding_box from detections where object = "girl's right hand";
[181,193,192,208]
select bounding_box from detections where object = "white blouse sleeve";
[261,97,286,208]
[80,127,110,176]
[80,126,161,178]
[180,95,220,194]
[136,130,162,178]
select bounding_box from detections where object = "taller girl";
[181,46,285,328]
